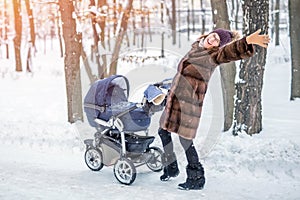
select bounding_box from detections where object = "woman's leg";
[178,136,205,190]
[178,137,199,164]
[158,128,174,155]
[158,128,180,181]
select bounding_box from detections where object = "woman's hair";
[230,30,241,42]
[198,34,209,41]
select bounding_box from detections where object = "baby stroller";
[83,75,171,185]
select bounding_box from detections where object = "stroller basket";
[105,132,155,154]
[125,134,154,153]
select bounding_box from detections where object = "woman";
[158,28,270,190]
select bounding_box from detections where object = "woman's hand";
[246,29,270,48]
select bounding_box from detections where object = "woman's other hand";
[246,29,271,48]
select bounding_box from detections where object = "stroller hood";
[84,75,130,127]
[84,75,129,106]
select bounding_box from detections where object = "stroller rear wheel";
[84,147,104,171]
[145,147,163,172]
[114,158,136,185]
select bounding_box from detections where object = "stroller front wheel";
[84,147,104,171]
[114,158,136,185]
[145,147,163,172]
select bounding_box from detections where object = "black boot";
[178,162,205,190]
[160,152,180,181]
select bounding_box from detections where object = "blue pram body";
[84,75,152,132]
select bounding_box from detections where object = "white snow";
[0,32,299,200]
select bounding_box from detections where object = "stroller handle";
[153,78,172,87]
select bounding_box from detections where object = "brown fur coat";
[159,37,254,139]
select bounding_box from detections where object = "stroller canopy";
[84,75,129,107]
[83,75,168,131]
[84,75,130,127]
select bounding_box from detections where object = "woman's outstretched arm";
[212,29,270,64]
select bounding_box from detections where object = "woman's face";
[203,33,220,49]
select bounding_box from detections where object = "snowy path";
[1,140,299,200]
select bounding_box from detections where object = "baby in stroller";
[83,75,171,185]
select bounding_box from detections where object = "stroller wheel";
[146,147,163,172]
[84,147,104,171]
[113,158,136,185]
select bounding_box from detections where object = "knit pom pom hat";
[210,28,233,47]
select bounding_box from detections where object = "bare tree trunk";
[113,0,117,36]
[210,0,236,131]
[26,43,32,73]
[80,2,96,82]
[191,0,195,32]
[233,0,269,135]
[25,0,35,73]
[43,34,46,54]
[13,0,22,72]
[231,0,235,23]
[177,0,181,48]
[274,0,280,46]
[81,45,97,84]
[231,0,241,30]
[57,7,64,58]
[171,0,176,44]
[140,0,145,50]
[270,0,274,38]
[235,0,240,30]
[289,0,300,99]
[200,0,206,34]
[98,0,106,43]
[0,21,2,58]
[25,0,36,48]
[109,0,133,76]
[147,10,152,42]
[4,0,9,59]
[98,0,108,78]
[59,0,83,123]
[161,0,165,57]
[132,16,137,46]
[187,8,190,41]
[89,0,103,78]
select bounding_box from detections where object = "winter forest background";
[0,0,300,199]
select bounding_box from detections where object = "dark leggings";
[158,128,199,164]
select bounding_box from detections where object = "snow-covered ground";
[0,32,299,200]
